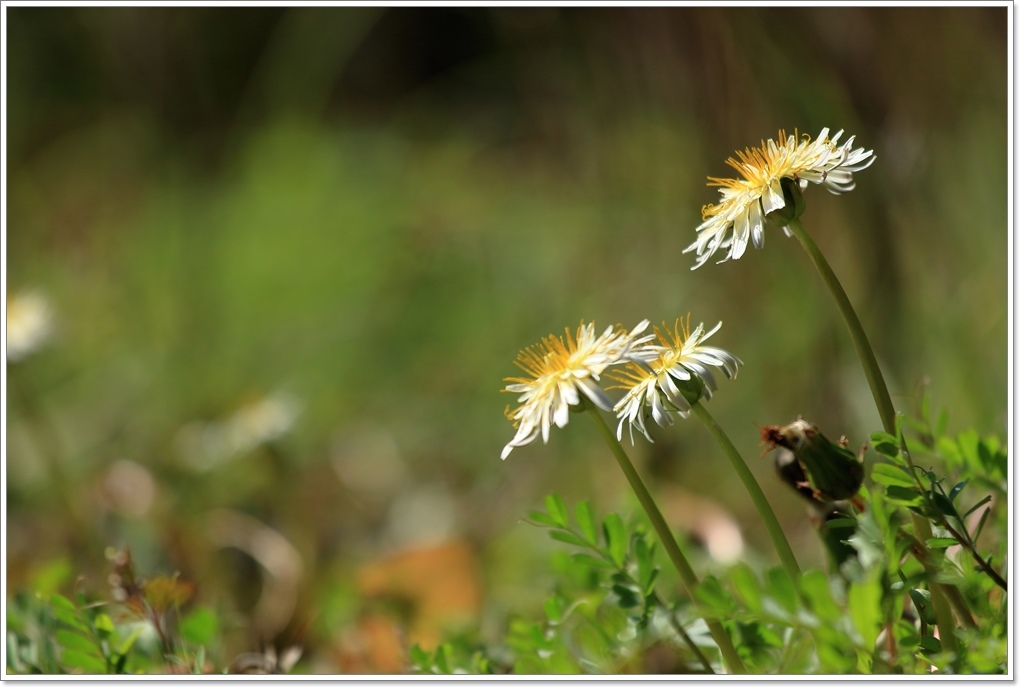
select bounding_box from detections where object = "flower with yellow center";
[501,320,654,460]
[684,127,875,269]
[611,317,742,444]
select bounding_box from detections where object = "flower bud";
[762,418,864,502]
[674,374,707,406]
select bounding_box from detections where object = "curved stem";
[786,217,959,660]
[586,408,747,674]
[691,401,801,582]
[785,218,896,432]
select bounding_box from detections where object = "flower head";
[611,316,742,444]
[684,128,875,269]
[501,320,654,459]
[7,290,55,362]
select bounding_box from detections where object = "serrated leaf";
[574,501,597,544]
[548,530,588,548]
[60,649,107,674]
[55,630,97,655]
[602,514,627,567]
[871,463,916,488]
[545,494,568,527]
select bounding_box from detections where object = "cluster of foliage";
[411,404,1008,675]
[6,549,300,676]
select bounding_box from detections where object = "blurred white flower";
[176,392,301,471]
[685,127,875,268]
[6,290,55,362]
[100,460,157,518]
[501,320,655,460]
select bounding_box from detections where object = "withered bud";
[761,418,864,502]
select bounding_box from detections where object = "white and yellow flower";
[685,128,875,269]
[6,290,55,362]
[501,320,654,459]
[612,317,742,444]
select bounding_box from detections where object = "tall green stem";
[587,408,747,675]
[785,216,959,659]
[785,218,895,432]
[691,401,801,582]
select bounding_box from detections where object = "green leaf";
[49,594,87,632]
[548,530,588,549]
[116,625,146,657]
[434,644,451,674]
[180,607,219,646]
[848,576,882,648]
[908,588,936,625]
[764,567,797,614]
[31,559,73,597]
[570,553,614,570]
[544,595,564,623]
[93,613,115,637]
[545,494,568,527]
[602,514,627,567]
[919,635,941,654]
[610,584,641,609]
[694,575,735,614]
[931,492,957,519]
[60,649,107,674]
[971,507,991,542]
[871,463,916,488]
[869,432,901,459]
[884,485,924,507]
[926,537,957,550]
[574,501,597,544]
[728,564,762,613]
[948,480,968,503]
[961,495,992,519]
[632,536,656,595]
[935,410,948,439]
[55,630,97,656]
[800,570,840,623]
[526,511,559,528]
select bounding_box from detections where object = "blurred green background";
[6,5,1008,672]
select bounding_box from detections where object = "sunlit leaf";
[544,494,568,528]
[574,501,597,545]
